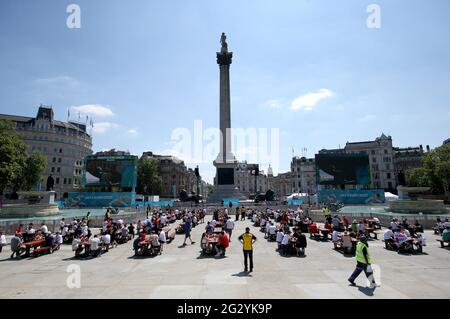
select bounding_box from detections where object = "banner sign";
[66,192,136,207]
[318,189,385,204]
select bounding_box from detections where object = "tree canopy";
[0,119,47,193]
[406,144,450,194]
[136,157,162,195]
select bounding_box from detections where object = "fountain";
[0,191,59,218]
[388,186,448,214]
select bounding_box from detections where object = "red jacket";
[218,235,229,248]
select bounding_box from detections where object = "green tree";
[0,119,47,193]
[0,119,27,193]
[137,158,162,195]
[406,144,450,194]
[18,152,47,191]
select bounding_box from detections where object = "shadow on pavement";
[231,271,252,277]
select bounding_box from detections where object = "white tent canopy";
[385,192,398,201]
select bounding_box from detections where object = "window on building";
[387,173,391,179]
[57,167,60,173]
[59,148,62,153]
[68,178,72,185]
[54,148,57,153]
[386,164,390,170]
[384,149,388,154]
[63,178,67,184]
[58,158,61,163]
[56,177,60,184]
[388,182,393,188]
[371,150,375,155]
[51,167,55,173]
[372,157,377,163]
[52,157,56,163]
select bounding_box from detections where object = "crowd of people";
[383,218,427,253]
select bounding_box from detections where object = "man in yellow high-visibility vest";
[238,227,257,272]
[348,235,377,288]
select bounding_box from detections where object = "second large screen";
[315,153,370,186]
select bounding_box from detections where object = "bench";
[436,239,450,248]
[33,246,51,256]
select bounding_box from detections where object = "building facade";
[393,145,428,185]
[0,106,93,198]
[291,157,317,194]
[141,151,204,199]
[344,133,396,190]
[235,162,268,196]
[268,171,293,199]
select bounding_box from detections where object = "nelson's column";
[208,33,246,202]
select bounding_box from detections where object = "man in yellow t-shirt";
[238,227,257,272]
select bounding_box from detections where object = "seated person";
[72,236,83,257]
[89,235,102,257]
[442,226,450,242]
[121,227,129,241]
[216,231,229,257]
[44,233,55,250]
[267,222,277,241]
[293,229,307,256]
[395,229,412,252]
[414,220,423,233]
[205,222,213,234]
[357,221,365,236]
[414,233,426,253]
[149,231,161,255]
[200,233,212,255]
[53,232,63,251]
[133,236,142,255]
[331,230,341,248]
[10,233,24,259]
[276,229,285,250]
[324,222,332,232]
[342,231,353,254]
[308,223,318,238]
[15,224,24,236]
[383,227,395,249]
[102,232,111,251]
[128,223,135,239]
[281,231,291,256]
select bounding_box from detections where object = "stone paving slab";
[0,216,449,299]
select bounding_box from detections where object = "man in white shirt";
[281,231,290,255]
[268,223,277,241]
[160,213,167,226]
[384,226,396,249]
[41,223,49,234]
[72,237,83,257]
[225,217,235,241]
[276,230,284,250]
[159,230,167,252]
[89,235,101,257]
[59,219,65,230]
[332,230,340,243]
[102,233,111,251]
[0,231,6,253]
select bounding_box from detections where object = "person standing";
[225,216,235,242]
[238,227,257,272]
[240,207,246,221]
[348,236,377,288]
[182,218,195,246]
[235,206,240,221]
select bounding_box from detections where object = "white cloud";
[290,88,334,111]
[127,129,138,135]
[358,114,377,122]
[92,122,119,134]
[71,104,115,117]
[34,75,78,87]
[264,99,282,109]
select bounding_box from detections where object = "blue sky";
[1,0,449,183]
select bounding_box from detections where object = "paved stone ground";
[0,216,449,299]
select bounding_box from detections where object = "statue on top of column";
[220,32,228,53]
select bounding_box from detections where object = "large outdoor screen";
[315,153,370,186]
[83,155,137,191]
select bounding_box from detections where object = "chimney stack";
[426,145,430,152]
